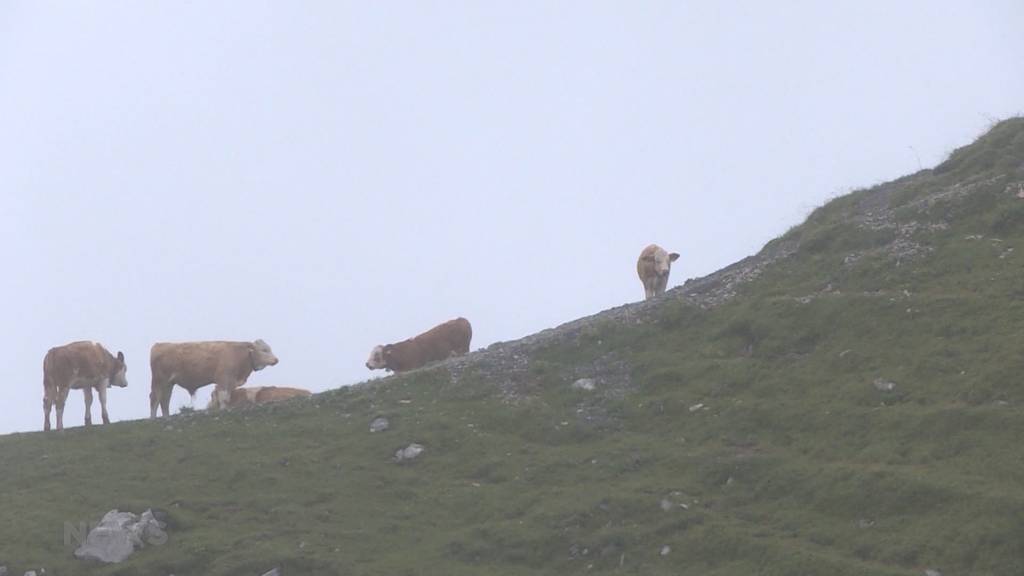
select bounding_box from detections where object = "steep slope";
[1,118,1023,576]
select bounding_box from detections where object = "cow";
[637,244,680,300]
[206,386,312,410]
[366,317,472,373]
[149,339,279,417]
[42,341,127,431]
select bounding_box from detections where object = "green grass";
[2,118,1023,575]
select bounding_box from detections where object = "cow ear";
[669,253,680,262]
[117,351,125,363]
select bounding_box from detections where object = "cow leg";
[149,386,161,419]
[83,386,94,426]
[98,385,110,424]
[160,386,173,417]
[655,274,668,296]
[43,394,53,432]
[212,382,235,411]
[56,386,70,431]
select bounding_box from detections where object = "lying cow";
[43,341,127,431]
[637,244,680,300]
[206,386,312,410]
[149,339,279,417]
[366,317,472,373]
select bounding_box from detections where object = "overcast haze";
[1,2,1021,434]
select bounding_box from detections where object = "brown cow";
[366,317,472,373]
[149,339,279,417]
[43,341,127,431]
[206,386,312,410]
[637,244,680,300]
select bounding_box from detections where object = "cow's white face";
[654,250,680,276]
[110,351,128,388]
[366,345,388,370]
[250,339,279,371]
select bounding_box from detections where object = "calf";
[366,317,472,373]
[43,341,127,431]
[150,339,279,417]
[206,386,312,410]
[637,244,680,300]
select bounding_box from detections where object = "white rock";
[873,379,896,392]
[74,509,166,564]
[688,403,704,412]
[395,443,425,462]
[261,569,281,576]
[924,570,941,576]
[659,499,673,512]
[660,545,671,556]
[0,566,6,576]
[572,378,596,391]
[369,417,390,433]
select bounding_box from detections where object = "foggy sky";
[1,2,1021,434]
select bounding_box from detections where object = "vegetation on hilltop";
[1,119,1023,575]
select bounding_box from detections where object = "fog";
[1,1,1021,434]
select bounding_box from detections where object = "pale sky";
[1,2,1021,434]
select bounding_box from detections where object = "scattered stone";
[74,509,167,563]
[659,499,673,512]
[924,570,942,576]
[394,443,425,462]
[24,572,35,576]
[660,545,671,556]
[688,403,704,412]
[873,379,896,392]
[572,378,596,391]
[261,569,281,576]
[369,416,390,433]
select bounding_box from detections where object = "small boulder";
[660,545,671,557]
[369,416,390,433]
[924,570,942,576]
[74,509,166,564]
[873,378,896,392]
[572,378,596,391]
[395,443,425,462]
[261,568,281,576]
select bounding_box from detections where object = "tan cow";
[149,340,279,417]
[366,317,472,373]
[637,244,680,300]
[206,386,312,410]
[42,341,127,431]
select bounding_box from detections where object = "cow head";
[655,250,680,277]
[249,339,279,371]
[109,351,128,388]
[365,345,392,371]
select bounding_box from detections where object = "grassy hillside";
[2,119,1024,576]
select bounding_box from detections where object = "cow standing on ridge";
[149,340,279,417]
[366,317,472,373]
[42,341,127,431]
[637,244,680,300]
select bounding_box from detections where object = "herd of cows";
[39,244,681,432]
